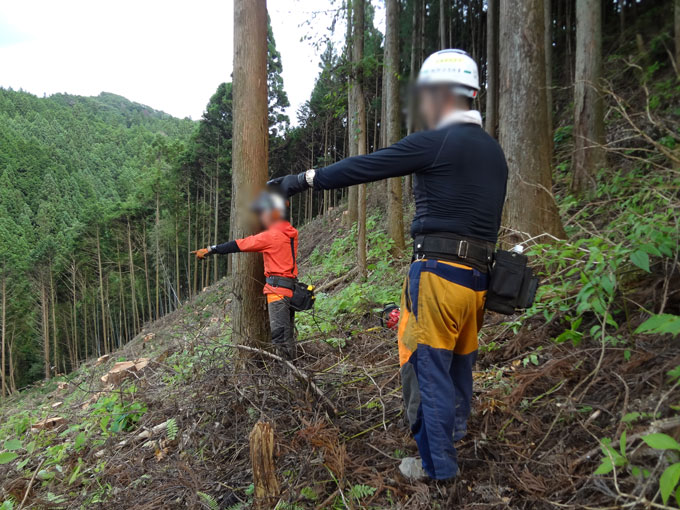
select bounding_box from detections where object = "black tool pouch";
[290,282,316,311]
[485,250,539,315]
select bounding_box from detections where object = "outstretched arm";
[268,131,439,196]
[192,232,273,259]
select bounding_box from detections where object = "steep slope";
[1,174,678,509]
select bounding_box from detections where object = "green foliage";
[298,216,404,343]
[521,167,678,353]
[0,452,18,465]
[166,418,178,441]
[197,491,219,510]
[300,486,318,501]
[636,314,680,338]
[90,394,147,434]
[348,483,377,501]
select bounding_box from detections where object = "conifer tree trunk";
[353,0,367,278]
[142,224,152,323]
[82,282,89,359]
[50,269,58,369]
[384,0,405,254]
[70,260,78,369]
[439,0,447,49]
[485,0,499,137]
[405,0,424,198]
[155,192,161,319]
[499,0,565,239]
[8,331,15,393]
[186,184,193,298]
[232,0,270,348]
[41,277,51,379]
[545,0,554,145]
[127,219,139,332]
[214,148,220,283]
[675,0,680,70]
[96,226,109,352]
[1,276,5,397]
[571,0,605,194]
[175,217,181,304]
[346,0,359,226]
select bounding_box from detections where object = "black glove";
[267,172,309,197]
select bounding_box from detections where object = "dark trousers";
[268,296,295,359]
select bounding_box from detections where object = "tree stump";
[249,421,279,509]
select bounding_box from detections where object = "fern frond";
[166,418,178,441]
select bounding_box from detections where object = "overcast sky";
[0,0,383,122]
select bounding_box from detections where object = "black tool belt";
[265,275,296,291]
[413,233,495,273]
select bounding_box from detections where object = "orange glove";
[191,248,211,259]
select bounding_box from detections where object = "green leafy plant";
[197,491,219,510]
[348,484,376,502]
[166,418,178,441]
[641,434,680,505]
[636,314,680,338]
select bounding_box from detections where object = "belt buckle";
[457,240,469,259]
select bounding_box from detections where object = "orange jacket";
[236,220,298,297]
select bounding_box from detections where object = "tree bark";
[249,421,279,509]
[353,0,367,278]
[675,0,680,74]
[384,0,406,254]
[485,0,499,138]
[499,0,565,239]
[571,0,605,194]
[232,0,270,348]
[127,218,139,332]
[41,277,50,379]
[545,0,554,147]
[346,0,359,226]
[142,223,152,324]
[50,269,58,370]
[155,192,161,319]
[439,0,447,49]
[1,277,5,397]
[214,140,220,284]
[96,226,109,353]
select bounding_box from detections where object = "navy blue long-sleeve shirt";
[313,123,508,243]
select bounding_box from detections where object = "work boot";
[398,457,428,481]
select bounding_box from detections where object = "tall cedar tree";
[571,0,605,194]
[352,0,368,278]
[346,0,359,226]
[384,0,405,253]
[499,0,566,239]
[485,0,499,138]
[231,0,270,348]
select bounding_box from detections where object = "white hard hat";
[416,49,479,98]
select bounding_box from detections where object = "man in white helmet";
[269,49,508,481]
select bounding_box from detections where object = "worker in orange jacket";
[193,191,299,359]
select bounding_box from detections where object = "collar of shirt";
[436,109,483,129]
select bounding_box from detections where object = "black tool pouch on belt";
[485,251,539,315]
[290,282,316,311]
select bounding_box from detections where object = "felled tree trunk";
[249,421,279,509]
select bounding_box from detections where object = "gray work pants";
[267,296,295,359]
